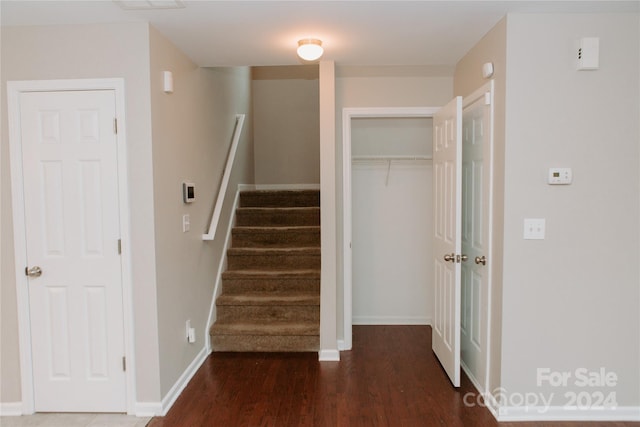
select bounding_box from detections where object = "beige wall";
[335,68,454,342]
[148,27,253,397]
[1,22,254,411]
[457,13,640,410]
[499,13,639,407]
[1,22,162,404]
[319,61,338,357]
[454,16,507,398]
[252,65,319,185]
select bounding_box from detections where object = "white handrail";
[202,114,245,240]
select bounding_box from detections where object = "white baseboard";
[159,346,209,416]
[495,405,640,422]
[460,360,484,395]
[318,349,340,361]
[352,316,431,325]
[337,339,349,351]
[0,402,23,416]
[134,402,163,418]
[135,345,209,417]
[254,183,320,190]
[479,391,640,422]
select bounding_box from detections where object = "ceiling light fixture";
[297,39,324,62]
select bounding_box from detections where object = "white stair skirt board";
[205,187,243,352]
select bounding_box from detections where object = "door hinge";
[117,239,122,255]
[114,118,118,134]
[122,356,126,372]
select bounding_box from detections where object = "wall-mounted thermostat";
[548,168,572,185]
[183,182,195,203]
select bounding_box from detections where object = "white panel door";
[432,96,462,387]
[20,90,126,412]
[461,88,492,391]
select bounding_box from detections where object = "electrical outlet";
[524,218,545,240]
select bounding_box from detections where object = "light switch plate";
[524,218,545,240]
[182,214,190,232]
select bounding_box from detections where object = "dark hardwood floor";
[149,326,638,427]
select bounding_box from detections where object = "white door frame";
[460,80,495,396]
[8,79,136,415]
[342,107,440,350]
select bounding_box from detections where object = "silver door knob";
[25,266,42,278]
[460,254,468,262]
[474,256,486,266]
[443,253,456,263]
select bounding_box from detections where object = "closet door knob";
[443,253,455,263]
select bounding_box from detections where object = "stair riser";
[232,229,320,248]
[227,254,320,270]
[211,335,319,352]
[240,191,320,208]
[235,209,320,227]
[222,278,320,294]
[216,305,319,323]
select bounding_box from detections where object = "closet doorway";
[342,107,439,350]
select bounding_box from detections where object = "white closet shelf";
[351,155,432,161]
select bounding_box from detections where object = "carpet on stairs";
[210,189,320,352]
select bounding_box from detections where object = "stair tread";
[237,206,320,211]
[211,322,319,336]
[227,247,321,254]
[222,269,320,278]
[233,226,320,231]
[241,190,319,195]
[217,292,319,306]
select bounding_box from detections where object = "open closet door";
[432,96,462,387]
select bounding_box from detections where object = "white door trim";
[7,78,136,415]
[342,107,440,350]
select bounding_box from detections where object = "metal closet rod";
[351,155,433,186]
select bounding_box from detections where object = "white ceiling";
[1,1,638,68]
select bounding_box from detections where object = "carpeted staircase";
[210,189,320,352]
